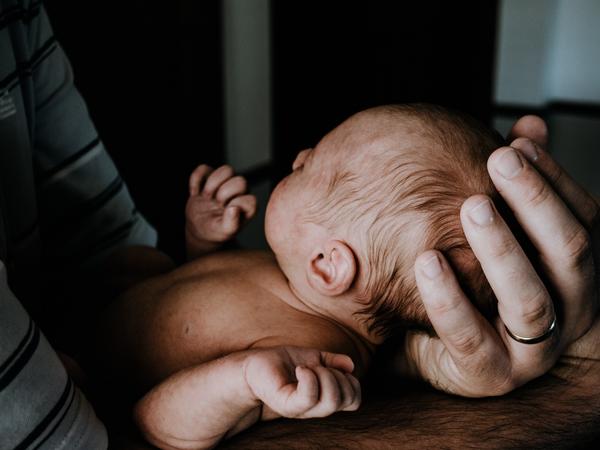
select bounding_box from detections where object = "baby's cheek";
[265,199,284,250]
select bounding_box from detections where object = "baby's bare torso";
[98,250,364,390]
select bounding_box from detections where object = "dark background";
[44,0,498,262]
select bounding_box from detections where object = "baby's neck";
[275,278,381,352]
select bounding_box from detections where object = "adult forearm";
[224,363,600,449]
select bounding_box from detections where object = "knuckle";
[525,178,553,209]
[449,325,485,357]
[545,162,564,187]
[489,236,519,261]
[457,355,515,396]
[426,291,463,316]
[562,226,592,270]
[488,377,517,396]
[514,286,551,325]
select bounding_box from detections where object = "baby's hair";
[306,103,507,337]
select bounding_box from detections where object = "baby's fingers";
[331,369,361,412]
[295,366,319,405]
[280,366,319,416]
[229,195,257,221]
[220,205,242,236]
[341,372,361,411]
[301,366,342,418]
[189,164,213,196]
[203,165,234,198]
[215,176,248,204]
[319,351,354,374]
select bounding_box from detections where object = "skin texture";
[97,161,373,449]
[103,114,600,448]
[134,347,359,449]
[395,116,599,397]
[222,365,600,449]
[219,116,600,447]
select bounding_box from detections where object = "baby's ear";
[308,240,357,296]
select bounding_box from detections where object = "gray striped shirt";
[1,0,157,448]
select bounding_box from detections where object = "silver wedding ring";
[505,315,557,345]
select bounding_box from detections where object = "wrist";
[185,224,221,258]
[240,352,261,403]
[241,352,281,421]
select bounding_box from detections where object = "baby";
[96,103,504,449]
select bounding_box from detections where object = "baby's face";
[265,146,330,272]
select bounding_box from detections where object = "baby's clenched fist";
[185,164,257,258]
[242,346,361,420]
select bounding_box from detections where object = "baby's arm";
[134,346,360,450]
[185,164,256,259]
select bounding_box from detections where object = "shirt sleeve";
[30,5,157,275]
[0,260,108,450]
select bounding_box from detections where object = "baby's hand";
[185,164,257,257]
[243,346,361,420]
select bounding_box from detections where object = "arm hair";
[222,359,600,449]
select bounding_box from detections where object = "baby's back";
[96,250,362,392]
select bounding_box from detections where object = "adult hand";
[398,116,600,397]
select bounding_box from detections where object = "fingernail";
[421,254,442,279]
[469,199,494,226]
[496,149,523,179]
[513,139,539,162]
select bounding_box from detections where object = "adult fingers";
[414,251,511,391]
[510,137,599,230]
[487,147,596,342]
[402,331,513,397]
[507,115,548,149]
[506,115,598,229]
[460,195,559,376]
[460,195,555,337]
[203,165,234,198]
[215,176,248,204]
[189,164,213,196]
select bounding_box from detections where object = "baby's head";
[265,104,506,342]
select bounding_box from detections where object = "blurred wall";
[222,0,272,172]
[494,0,600,195]
[495,0,600,105]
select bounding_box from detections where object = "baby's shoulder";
[173,249,277,279]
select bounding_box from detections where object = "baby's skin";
[97,164,371,450]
